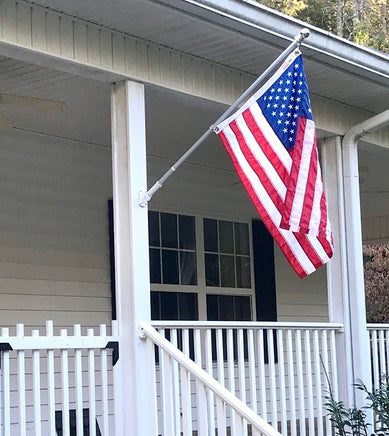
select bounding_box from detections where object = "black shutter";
[108,199,116,320]
[252,219,277,321]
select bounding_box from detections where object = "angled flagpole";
[139,28,310,207]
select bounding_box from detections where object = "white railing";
[151,321,343,436]
[368,324,389,390]
[140,321,282,436]
[0,320,117,436]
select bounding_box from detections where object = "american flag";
[215,50,333,278]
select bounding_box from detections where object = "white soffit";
[25,0,389,114]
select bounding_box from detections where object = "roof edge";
[154,0,389,83]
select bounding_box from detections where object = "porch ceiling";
[23,0,389,115]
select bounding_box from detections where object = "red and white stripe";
[217,103,333,278]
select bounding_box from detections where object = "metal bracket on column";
[105,341,119,366]
[0,343,13,370]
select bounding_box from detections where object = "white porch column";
[321,136,354,406]
[322,134,371,408]
[342,133,371,405]
[111,81,157,435]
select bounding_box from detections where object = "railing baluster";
[183,329,193,435]
[267,329,278,429]
[237,328,248,436]
[180,362,192,435]
[87,329,96,436]
[46,321,56,436]
[227,328,236,434]
[32,329,42,436]
[247,329,257,414]
[257,329,268,421]
[194,328,208,435]
[2,328,11,436]
[329,329,339,400]
[0,328,2,434]
[379,329,386,379]
[277,329,287,436]
[384,330,389,376]
[215,395,227,436]
[170,329,181,434]
[371,329,379,390]
[296,329,306,436]
[60,328,70,436]
[205,328,216,435]
[313,330,324,436]
[17,324,26,436]
[100,324,109,436]
[216,328,225,387]
[74,324,84,436]
[159,334,174,436]
[146,329,159,435]
[321,330,332,436]
[304,330,315,435]
[286,329,297,436]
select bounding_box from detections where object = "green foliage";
[256,0,389,53]
[356,378,389,432]
[364,244,389,323]
[325,391,369,436]
[259,0,307,16]
[326,378,389,435]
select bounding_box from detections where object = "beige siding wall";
[362,216,389,243]
[0,129,112,329]
[274,248,328,322]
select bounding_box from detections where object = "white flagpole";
[139,28,310,206]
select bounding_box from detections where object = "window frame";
[149,209,257,321]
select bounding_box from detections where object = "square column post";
[322,136,371,408]
[342,135,371,404]
[111,81,157,435]
[321,136,354,406]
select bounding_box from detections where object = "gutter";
[341,110,389,406]
[343,110,389,146]
[154,0,389,84]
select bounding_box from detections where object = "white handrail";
[151,320,344,330]
[367,324,389,330]
[139,321,282,436]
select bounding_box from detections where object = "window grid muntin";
[149,211,197,285]
[204,218,251,289]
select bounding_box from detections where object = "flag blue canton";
[257,55,313,151]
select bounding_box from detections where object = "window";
[149,212,197,285]
[206,294,251,321]
[204,218,251,288]
[108,202,277,325]
[151,291,198,321]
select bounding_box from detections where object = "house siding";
[0,129,112,329]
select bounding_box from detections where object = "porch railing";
[368,324,389,390]
[140,321,282,436]
[0,320,117,436]
[151,321,344,436]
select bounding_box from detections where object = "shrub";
[326,377,389,435]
